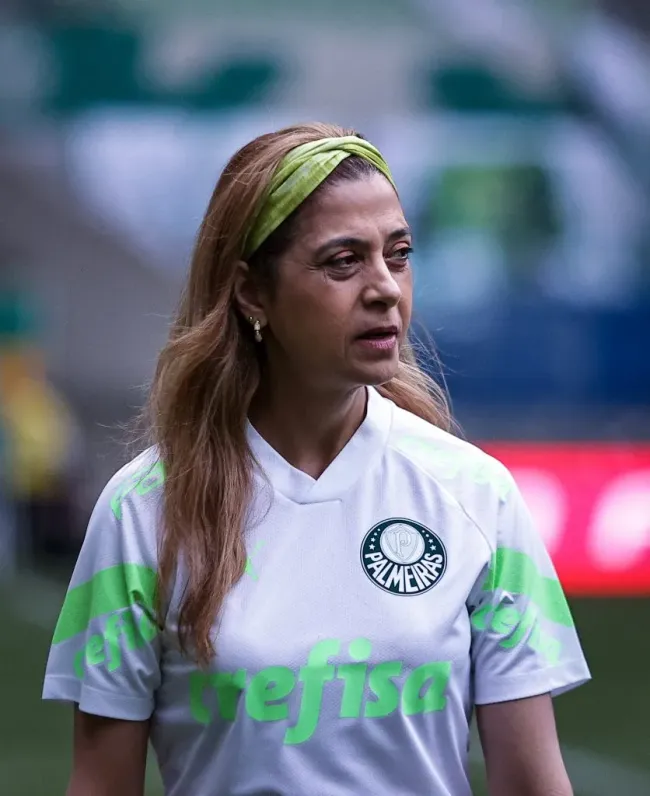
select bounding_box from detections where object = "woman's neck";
[248,379,368,479]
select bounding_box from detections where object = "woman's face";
[255,173,413,392]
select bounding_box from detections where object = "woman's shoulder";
[67,448,164,583]
[102,446,165,522]
[388,406,515,503]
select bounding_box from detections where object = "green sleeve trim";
[52,564,158,644]
[482,547,574,628]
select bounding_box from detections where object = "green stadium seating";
[44,24,283,114]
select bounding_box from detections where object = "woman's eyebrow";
[386,226,412,243]
[313,236,366,259]
[313,227,412,259]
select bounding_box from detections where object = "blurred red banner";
[483,444,650,595]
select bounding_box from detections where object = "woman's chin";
[350,359,401,387]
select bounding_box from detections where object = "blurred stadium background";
[1,1,649,794]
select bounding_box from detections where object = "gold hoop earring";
[248,316,263,343]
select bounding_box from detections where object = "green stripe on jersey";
[483,548,574,627]
[52,564,157,644]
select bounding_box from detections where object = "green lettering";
[85,634,105,666]
[110,462,165,519]
[541,635,562,666]
[52,564,157,645]
[501,605,537,649]
[134,461,165,497]
[484,548,574,627]
[188,670,247,724]
[246,666,295,722]
[365,661,402,718]
[528,621,543,652]
[337,639,372,719]
[491,606,521,635]
[73,647,85,679]
[337,664,367,718]
[213,670,247,721]
[104,613,124,672]
[119,610,140,651]
[284,639,340,745]
[110,482,131,520]
[138,612,159,644]
[402,662,451,715]
[189,672,212,725]
[470,602,492,631]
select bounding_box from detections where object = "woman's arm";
[67,707,150,796]
[477,694,573,796]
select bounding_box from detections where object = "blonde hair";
[145,122,452,664]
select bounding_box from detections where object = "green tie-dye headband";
[243,136,396,259]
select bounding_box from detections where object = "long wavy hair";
[145,122,453,664]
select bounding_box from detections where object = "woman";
[43,123,590,796]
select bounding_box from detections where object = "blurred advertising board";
[485,443,650,595]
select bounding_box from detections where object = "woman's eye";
[390,246,414,263]
[329,254,359,268]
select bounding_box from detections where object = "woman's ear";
[232,261,268,327]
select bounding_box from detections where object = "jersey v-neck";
[245,386,393,504]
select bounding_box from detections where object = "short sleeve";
[42,454,164,720]
[468,472,591,706]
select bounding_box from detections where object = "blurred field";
[1,568,647,796]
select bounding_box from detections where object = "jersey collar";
[246,386,393,504]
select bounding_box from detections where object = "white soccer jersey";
[43,387,590,796]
